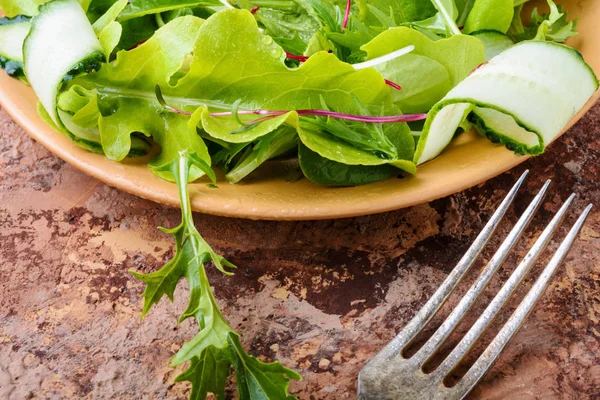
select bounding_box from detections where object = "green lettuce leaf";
[463,0,514,34]
[361,27,485,113]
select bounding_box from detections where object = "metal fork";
[358,171,593,400]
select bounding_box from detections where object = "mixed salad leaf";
[0,0,597,398]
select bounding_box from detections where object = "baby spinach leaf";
[299,142,398,186]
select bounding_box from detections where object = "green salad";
[0,0,597,398]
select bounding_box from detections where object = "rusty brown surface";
[0,102,599,400]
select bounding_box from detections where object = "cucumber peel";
[0,16,31,77]
[23,0,103,125]
[415,41,599,165]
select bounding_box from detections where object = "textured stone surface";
[1,103,599,400]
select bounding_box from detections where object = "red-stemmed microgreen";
[155,85,192,115]
[342,0,351,31]
[385,79,402,91]
[251,6,260,14]
[285,51,309,62]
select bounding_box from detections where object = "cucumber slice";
[415,41,599,165]
[0,16,31,77]
[471,30,514,60]
[23,0,103,125]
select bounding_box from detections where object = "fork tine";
[454,204,593,399]
[434,194,576,378]
[411,179,551,366]
[371,171,529,362]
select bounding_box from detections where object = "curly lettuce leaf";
[63,9,415,176]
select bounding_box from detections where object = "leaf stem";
[352,45,415,70]
[285,51,309,62]
[211,109,427,123]
[431,0,461,36]
[385,79,402,90]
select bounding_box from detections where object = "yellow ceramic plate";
[1,0,598,220]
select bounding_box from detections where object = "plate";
[1,0,598,221]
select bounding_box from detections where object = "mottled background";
[1,103,599,399]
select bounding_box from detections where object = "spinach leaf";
[299,142,398,186]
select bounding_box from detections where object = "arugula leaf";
[463,0,514,34]
[174,347,231,400]
[228,332,302,400]
[226,126,298,183]
[299,142,399,186]
[131,150,300,399]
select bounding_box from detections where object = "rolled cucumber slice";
[0,16,31,77]
[23,0,103,125]
[415,41,599,165]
